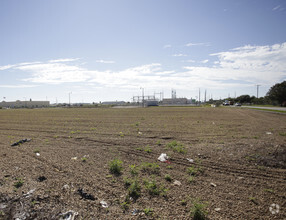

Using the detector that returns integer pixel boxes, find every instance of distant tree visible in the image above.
[235,95,251,104]
[267,81,286,106]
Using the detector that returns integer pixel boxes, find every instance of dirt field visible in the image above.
[0,107,285,219]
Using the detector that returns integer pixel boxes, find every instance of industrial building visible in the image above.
[161,98,188,105]
[0,100,50,108]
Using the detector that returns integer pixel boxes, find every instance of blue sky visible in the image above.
[1,0,286,103]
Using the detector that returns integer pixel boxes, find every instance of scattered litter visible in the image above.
[210,182,217,187]
[38,176,47,182]
[214,208,221,212]
[71,157,77,160]
[36,153,40,156]
[138,131,142,135]
[63,184,70,191]
[11,138,31,147]
[266,132,272,135]
[100,200,108,208]
[158,153,169,162]
[132,209,139,215]
[187,158,194,163]
[59,210,78,220]
[0,203,7,209]
[269,203,280,214]
[238,177,244,180]
[173,180,181,186]
[23,188,36,198]
[78,188,95,201]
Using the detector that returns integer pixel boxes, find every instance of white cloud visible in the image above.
[185,42,210,47]
[96,60,115,64]
[1,42,286,99]
[172,54,187,57]
[183,42,286,87]
[201,59,209,64]
[0,64,15,70]
[49,58,80,63]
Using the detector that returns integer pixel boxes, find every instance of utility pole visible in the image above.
[198,88,201,104]
[204,89,207,103]
[140,87,144,107]
[256,85,261,98]
[69,92,72,106]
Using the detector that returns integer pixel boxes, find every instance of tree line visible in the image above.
[209,81,286,107]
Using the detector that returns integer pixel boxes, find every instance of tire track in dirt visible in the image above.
[117,148,286,183]
[60,135,286,182]
[8,145,124,197]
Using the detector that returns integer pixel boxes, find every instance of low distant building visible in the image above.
[162,98,188,105]
[146,100,159,107]
[0,100,50,108]
[101,101,126,105]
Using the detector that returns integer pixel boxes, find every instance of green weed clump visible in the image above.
[144,179,168,196]
[109,159,123,175]
[81,157,88,162]
[164,174,172,182]
[144,146,152,153]
[187,166,199,176]
[129,164,139,176]
[33,148,40,153]
[141,162,160,174]
[14,178,24,188]
[190,200,208,220]
[143,208,153,216]
[166,140,187,154]
[127,179,141,199]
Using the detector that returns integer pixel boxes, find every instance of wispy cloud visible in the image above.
[181,59,196,63]
[185,42,210,47]
[172,54,187,57]
[0,84,39,88]
[272,5,280,11]
[163,44,172,48]
[96,60,115,64]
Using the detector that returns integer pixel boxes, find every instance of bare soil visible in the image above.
[0,107,285,219]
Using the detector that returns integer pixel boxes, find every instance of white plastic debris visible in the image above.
[100,200,108,208]
[214,208,221,212]
[36,153,40,156]
[71,157,77,160]
[138,131,142,135]
[266,132,272,135]
[269,203,280,214]
[210,182,217,187]
[132,209,139,215]
[187,158,194,163]
[173,180,181,186]
[23,188,36,198]
[62,184,70,191]
[158,153,169,162]
[59,210,78,220]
